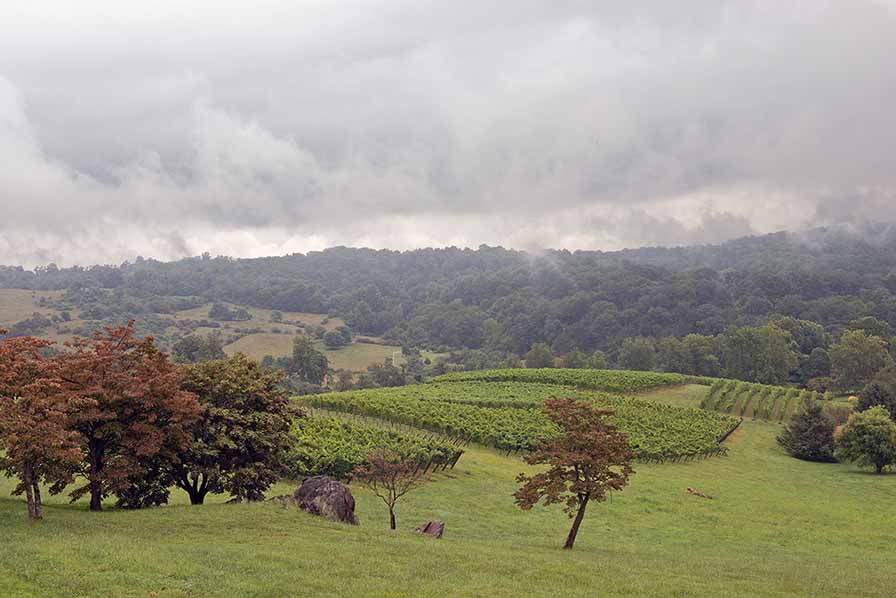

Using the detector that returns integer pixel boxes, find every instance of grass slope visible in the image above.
[0,289,63,327]
[2,413,895,597]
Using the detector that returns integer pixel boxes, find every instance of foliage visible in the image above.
[7,227,896,367]
[834,406,896,474]
[173,354,294,504]
[208,303,251,322]
[515,398,634,549]
[524,343,555,368]
[719,324,798,385]
[619,337,656,371]
[0,313,54,338]
[857,364,896,418]
[323,326,353,348]
[172,332,226,363]
[431,368,688,393]
[0,334,81,519]
[363,359,406,388]
[351,449,426,530]
[777,401,837,462]
[830,330,893,392]
[287,415,462,480]
[56,323,202,511]
[303,379,738,460]
[287,335,329,385]
[702,379,833,423]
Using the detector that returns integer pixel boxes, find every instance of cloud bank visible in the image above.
[1,1,896,266]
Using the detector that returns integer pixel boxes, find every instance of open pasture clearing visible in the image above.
[0,289,65,326]
[173,303,344,330]
[2,416,895,597]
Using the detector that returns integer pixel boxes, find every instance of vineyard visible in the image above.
[431,368,689,393]
[287,415,464,479]
[299,379,739,461]
[700,380,852,424]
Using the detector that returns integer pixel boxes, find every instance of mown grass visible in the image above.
[2,409,895,597]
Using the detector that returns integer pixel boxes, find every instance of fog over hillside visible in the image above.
[2,1,896,266]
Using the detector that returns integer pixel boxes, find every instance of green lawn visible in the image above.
[2,409,895,597]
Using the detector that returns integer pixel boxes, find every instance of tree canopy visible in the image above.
[514,397,634,549]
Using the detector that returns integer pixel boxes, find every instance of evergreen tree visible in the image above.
[777,401,836,462]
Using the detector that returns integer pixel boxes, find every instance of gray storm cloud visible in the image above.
[1,0,896,266]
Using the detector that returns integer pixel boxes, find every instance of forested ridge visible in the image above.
[3,225,896,363]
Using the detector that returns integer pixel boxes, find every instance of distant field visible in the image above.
[223,332,296,359]
[222,330,403,372]
[0,289,65,326]
[174,303,344,331]
[317,341,402,371]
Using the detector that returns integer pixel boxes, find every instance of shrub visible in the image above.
[857,365,896,419]
[835,406,896,474]
[777,401,836,462]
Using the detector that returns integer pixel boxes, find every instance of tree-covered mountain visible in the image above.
[2,225,896,364]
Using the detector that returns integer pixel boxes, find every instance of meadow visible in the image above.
[2,382,894,597]
[0,290,404,372]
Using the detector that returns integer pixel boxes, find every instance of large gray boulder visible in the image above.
[293,476,359,525]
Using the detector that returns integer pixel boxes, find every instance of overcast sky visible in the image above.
[2,1,896,267]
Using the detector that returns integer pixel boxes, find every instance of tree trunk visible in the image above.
[23,463,40,520]
[32,479,43,520]
[177,471,209,505]
[389,508,396,530]
[89,443,103,511]
[563,495,589,550]
[188,487,207,505]
[876,462,884,474]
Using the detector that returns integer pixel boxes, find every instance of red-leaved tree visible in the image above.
[0,333,82,520]
[56,323,202,511]
[514,397,634,550]
[352,449,425,530]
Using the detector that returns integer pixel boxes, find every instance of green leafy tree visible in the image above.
[562,350,591,369]
[857,365,896,419]
[835,406,896,474]
[172,333,226,364]
[830,330,893,392]
[524,343,555,368]
[367,360,406,388]
[619,337,655,371]
[208,303,233,320]
[288,336,329,385]
[655,337,692,374]
[681,334,721,377]
[777,401,836,462]
[848,316,893,341]
[797,347,832,385]
[590,351,608,370]
[720,325,797,384]
[514,398,634,550]
[323,328,352,348]
[173,354,294,504]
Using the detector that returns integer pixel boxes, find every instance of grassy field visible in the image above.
[0,291,402,372]
[0,289,64,326]
[2,384,895,596]
[222,333,402,371]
